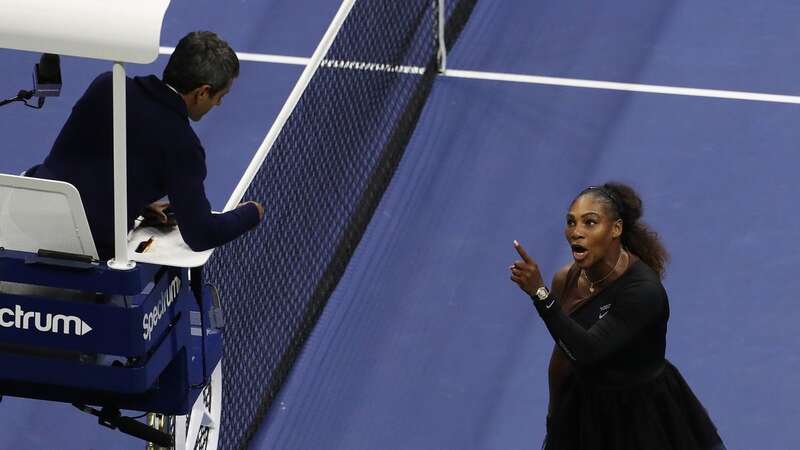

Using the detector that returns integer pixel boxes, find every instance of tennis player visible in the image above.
[509,182,725,450]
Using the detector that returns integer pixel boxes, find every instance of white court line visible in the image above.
[159,46,800,105]
[160,46,310,66]
[442,69,800,104]
[233,51,309,66]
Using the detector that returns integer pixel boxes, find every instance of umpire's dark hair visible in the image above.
[576,182,670,278]
[163,31,239,95]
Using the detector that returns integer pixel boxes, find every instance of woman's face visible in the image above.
[564,194,622,269]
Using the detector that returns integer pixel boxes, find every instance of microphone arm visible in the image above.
[73,404,175,447]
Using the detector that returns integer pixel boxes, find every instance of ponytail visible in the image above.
[582,182,669,278]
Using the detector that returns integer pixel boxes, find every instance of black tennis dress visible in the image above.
[535,260,725,450]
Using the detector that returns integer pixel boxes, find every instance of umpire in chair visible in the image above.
[26,31,264,260]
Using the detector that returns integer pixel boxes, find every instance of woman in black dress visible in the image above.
[509,182,725,450]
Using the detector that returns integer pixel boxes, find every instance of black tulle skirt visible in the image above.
[544,361,724,450]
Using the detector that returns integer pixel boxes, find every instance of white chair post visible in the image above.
[107,62,134,270]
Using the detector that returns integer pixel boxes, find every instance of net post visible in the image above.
[437,0,447,73]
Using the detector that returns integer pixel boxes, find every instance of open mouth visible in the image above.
[571,244,588,260]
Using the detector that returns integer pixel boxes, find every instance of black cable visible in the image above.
[0,96,23,107]
[0,90,43,109]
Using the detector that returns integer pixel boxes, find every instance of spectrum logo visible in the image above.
[142,276,181,341]
[0,304,93,336]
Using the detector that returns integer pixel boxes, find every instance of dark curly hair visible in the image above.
[576,182,669,278]
[163,31,239,95]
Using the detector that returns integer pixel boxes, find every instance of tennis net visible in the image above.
[203,1,478,448]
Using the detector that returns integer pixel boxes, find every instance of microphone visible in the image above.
[33,53,62,98]
[0,53,62,109]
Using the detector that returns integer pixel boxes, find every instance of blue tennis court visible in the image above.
[1,1,798,449]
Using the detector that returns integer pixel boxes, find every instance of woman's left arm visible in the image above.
[533,281,665,365]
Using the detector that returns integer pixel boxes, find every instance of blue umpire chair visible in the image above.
[0,1,225,448]
[0,175,224,449]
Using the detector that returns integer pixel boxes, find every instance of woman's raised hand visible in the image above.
[509,240,545,297]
